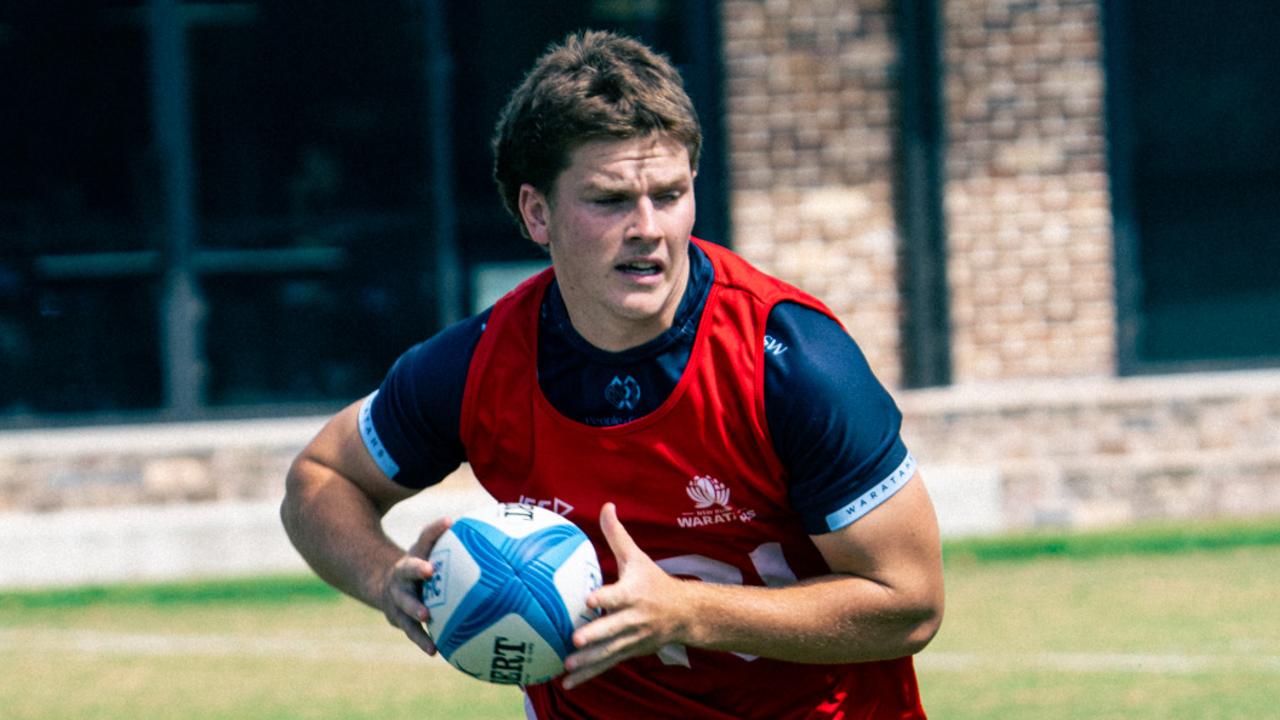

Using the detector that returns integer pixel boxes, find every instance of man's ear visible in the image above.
[518,184,551,248]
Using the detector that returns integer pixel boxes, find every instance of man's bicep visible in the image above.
[809,472,943,597]
[293,400,419,513]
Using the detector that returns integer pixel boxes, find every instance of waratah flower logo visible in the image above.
[686,476,731,509]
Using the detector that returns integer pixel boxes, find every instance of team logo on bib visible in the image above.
[605,375,641,411]
[677,475,757,528]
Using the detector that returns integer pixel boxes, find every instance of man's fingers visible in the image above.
[562,658,613,690]
[572,605,631,648]
[394,610,438,655]
[407,516,453,558]
[379,530,453,659]
[563,631,644,690]
[395,556,434,582]
[391,577,430,623]
[384,554,437,626]
[585,576,631,613]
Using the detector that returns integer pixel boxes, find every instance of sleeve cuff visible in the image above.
[818,453,918,533]
[358,390,401,479]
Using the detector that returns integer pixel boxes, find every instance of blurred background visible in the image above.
[2,0,1279,616]
[1,2,1277,718]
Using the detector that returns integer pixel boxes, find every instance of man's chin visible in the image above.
[613,291,672,319]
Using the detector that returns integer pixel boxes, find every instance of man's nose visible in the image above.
[627,197,662,241]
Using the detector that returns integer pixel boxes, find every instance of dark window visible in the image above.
[1,2,160,416]
[1,1,434,420]
[1,0,726,425]
[186,2,436,406]
[1108,0,1280,371]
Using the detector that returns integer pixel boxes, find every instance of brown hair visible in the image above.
[492,30,703,237]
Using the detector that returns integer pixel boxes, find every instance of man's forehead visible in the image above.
[580,165,692,191]
[566,135,693,183]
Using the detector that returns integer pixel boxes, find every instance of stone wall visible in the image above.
[0,418,492,588]
[0,418,319,514]
[900,369,1280,530]
[4,369,1276,532]
[2,371,1276,587]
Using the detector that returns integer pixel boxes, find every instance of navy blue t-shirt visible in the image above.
[361,243,914,535]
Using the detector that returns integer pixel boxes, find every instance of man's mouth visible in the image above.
[616,260,662,276]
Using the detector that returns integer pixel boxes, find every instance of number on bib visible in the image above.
[653,542,799,666]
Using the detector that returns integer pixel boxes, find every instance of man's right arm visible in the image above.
[281,310,489,653]
[280,400,452,655]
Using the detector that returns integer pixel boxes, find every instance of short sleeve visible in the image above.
[763,302,916,534]
[360,309,489,489]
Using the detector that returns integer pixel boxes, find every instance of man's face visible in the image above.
[519,134,697,352]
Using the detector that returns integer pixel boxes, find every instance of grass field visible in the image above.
[3,517,1278,719]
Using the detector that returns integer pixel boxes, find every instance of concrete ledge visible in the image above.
[900,368,1280,414]
[4,368,1278,586]
[900,369,1280,531]
[0,481,496,590]
[0,415,330,458]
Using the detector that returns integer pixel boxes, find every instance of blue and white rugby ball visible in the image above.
[424,503,602,685]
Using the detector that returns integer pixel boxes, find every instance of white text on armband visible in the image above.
[359,390,401,479]
[823,453,917,532]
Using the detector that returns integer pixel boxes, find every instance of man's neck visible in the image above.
[561,278,690,353]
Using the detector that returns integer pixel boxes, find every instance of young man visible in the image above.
[282,30,944,719]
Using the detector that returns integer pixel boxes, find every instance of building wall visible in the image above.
[943,0,1115,381]
[723,0,905,385]
[900,370,1280,531]
[724,0,1114,384]
[719,0,1280,532]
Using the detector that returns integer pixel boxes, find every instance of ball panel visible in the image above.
[448,613,566,686]
[420,502,602,685]
[513,555,578,658]
[431,519,529,658]
[554,540,603,627]
[424,533,481,644]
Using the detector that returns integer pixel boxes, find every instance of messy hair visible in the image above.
[492,30,703,237]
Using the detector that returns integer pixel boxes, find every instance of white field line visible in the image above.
[4,628,1280,675]
[0,628,430,665]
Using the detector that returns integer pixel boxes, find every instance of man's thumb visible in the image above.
[599,502,641,567]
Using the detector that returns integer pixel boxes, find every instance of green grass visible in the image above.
[0,588,523,720]
[3,516,1278,719]
[942,514,1280,564]
[922,516,1280,719]
[0,574,341,611]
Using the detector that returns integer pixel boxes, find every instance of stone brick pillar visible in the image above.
[723,0,906,385]
[942,0,1115,380]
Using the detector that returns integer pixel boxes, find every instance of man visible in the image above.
[282,30,943,719]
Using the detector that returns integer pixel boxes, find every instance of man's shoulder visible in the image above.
[695,238,833,316]
[394,308,491,377]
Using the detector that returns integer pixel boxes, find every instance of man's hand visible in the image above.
[380,517,453,656]
[562,503,692,689]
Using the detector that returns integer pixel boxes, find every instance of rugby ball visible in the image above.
[423,503,602,685]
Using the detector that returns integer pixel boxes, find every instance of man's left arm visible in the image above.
[563,472,944,689]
